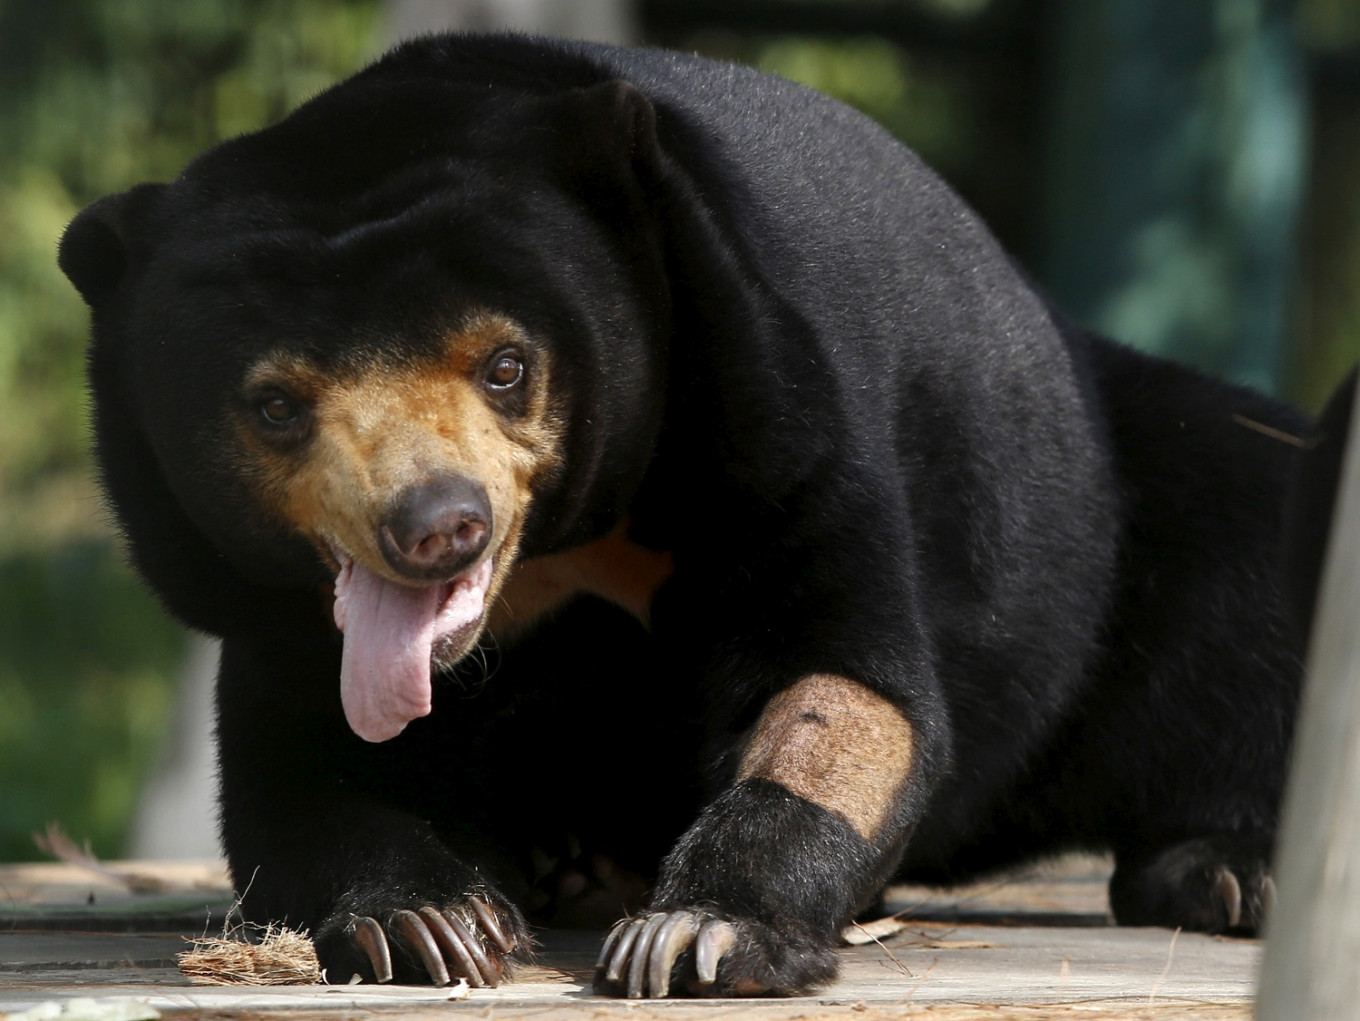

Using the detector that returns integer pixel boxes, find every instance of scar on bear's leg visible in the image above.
[736,674,913,841]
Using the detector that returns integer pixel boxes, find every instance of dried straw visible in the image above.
[177,924,321,986]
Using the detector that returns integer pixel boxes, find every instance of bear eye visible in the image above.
[484,350,525,391]
[259,391,300,424]
[254,386,310,435]
[247,384,312,446]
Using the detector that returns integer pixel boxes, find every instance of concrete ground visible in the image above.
[0,857,1257,1019]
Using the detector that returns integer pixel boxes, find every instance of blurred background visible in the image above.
[0,0,1357,862]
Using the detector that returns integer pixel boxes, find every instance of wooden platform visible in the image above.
[0,857,1258,1019]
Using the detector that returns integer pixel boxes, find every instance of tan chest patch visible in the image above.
[488,524,674,639]
[736,674,915,842]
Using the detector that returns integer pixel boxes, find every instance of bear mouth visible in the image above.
[330,548,494,743]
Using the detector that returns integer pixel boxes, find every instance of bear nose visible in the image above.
[379,475,492,581]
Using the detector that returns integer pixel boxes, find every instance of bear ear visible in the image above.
[58,182,165,307]
[584,78,659,158]
[552,78,661,183]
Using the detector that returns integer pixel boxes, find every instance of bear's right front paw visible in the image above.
[320,895,522,987]
[593,909,837,998]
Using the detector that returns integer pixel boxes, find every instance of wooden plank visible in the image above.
[0,919,1259,1015]
[0,858,1258,1016]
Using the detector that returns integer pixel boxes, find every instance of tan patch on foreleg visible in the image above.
[736,674,914,841]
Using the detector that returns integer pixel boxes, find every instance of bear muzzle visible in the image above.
[378,474,493,582]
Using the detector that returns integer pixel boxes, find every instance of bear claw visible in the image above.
[394,908,449,985]
[353,915,393,983]
[350,896,511,987]
[468,896,516,953]
[1213,866,1242,928]
[595,910,737,998]
[651,911,703,992]
[694,918,737,985]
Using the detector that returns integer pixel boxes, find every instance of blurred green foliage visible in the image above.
[0,544,185,861]
[753,36,972,171]
[0,0,381,860]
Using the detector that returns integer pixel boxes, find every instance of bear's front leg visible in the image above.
[216,635,529,987]
[595,673,919,997]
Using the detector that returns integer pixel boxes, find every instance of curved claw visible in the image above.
[352,915,393,983]
[649,911,702,998]
[443,907,503,986]
[596,918,631,972]
[470,896,516,954]
[597,912,734,998]
[419,906,485,988]
[342,899,518,987]
[604,917,646,985]
[626,912,670,998]
[694,919,737,986]
[1213,866,1243,929]
[393,908,450,986]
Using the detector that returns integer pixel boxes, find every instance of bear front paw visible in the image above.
[593,909,837,998]
[319,894,525,987]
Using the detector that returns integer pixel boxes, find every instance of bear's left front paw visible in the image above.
[592,909,837,998]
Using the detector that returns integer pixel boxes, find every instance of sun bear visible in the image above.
[59,33,1304,998]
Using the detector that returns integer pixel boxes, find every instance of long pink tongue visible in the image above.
[333,560,441,742]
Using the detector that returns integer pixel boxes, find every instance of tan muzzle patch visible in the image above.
[235,313,563,609]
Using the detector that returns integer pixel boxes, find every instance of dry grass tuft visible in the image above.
[177,924,321,985]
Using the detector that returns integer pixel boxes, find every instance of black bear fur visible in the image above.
[60,34,1305,996]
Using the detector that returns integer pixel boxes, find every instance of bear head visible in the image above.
[59,58,671,742]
